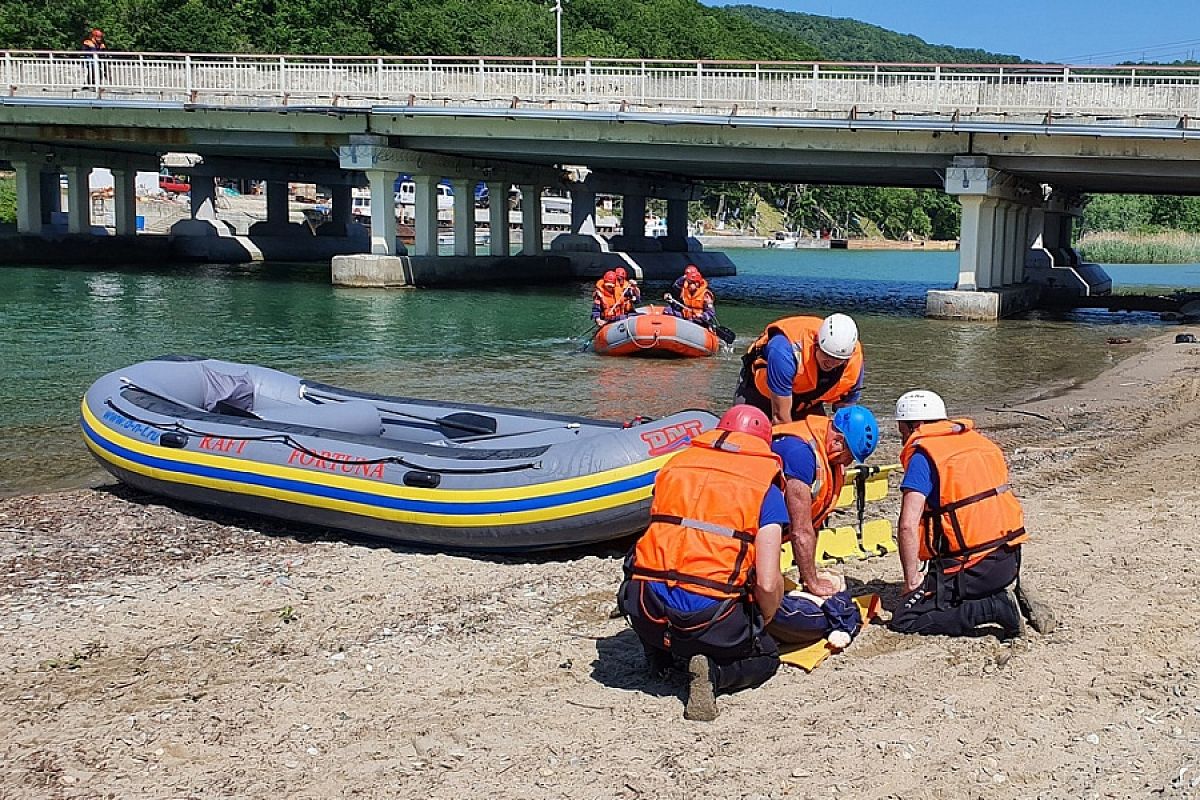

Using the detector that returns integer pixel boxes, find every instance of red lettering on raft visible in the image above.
[640,419,706,457]
[198,436,247,455]
[286,449,385,480]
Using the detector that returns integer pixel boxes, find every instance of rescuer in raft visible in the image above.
[663,265,716,328]
[889,390,1028,639]
[734,313,865,424]
[613,266,641,314]
[591,270,629,326]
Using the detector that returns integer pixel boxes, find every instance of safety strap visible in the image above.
[933,483,1011,514]
[930,527,1027,571]
[649,513,756,543]
[628,565,749,597]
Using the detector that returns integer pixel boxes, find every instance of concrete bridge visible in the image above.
[5,51,1200,316]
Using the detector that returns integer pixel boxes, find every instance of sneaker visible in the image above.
[683,655,718,722]
[997,584,1026,640]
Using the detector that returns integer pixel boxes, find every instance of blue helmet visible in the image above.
[832,405,879,463]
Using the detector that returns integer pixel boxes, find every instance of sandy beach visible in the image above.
[2,330,1199,799]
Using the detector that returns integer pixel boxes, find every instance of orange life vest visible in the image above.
[680,278,712,320]
[615,278,639,314]
[746,316,864,409]
[772,416,844,530]
[628,429,784,600]
[900,419,1028,573]
[593,279,625,321]
[82,37,106,50]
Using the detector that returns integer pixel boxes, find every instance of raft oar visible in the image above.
[302,387,497,435]
[663,297,737,345]
[381,410,497,435]
[578,324,602,352]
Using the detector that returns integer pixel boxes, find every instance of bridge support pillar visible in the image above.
[487,180,511,256]
[12,161,43,234]
[1024,189,1111,298]
[622,194,646,240]
[367,169,399,256]
[190,175,218,222]
[316,184,357,237]
[64,165,91,235]
[266,181,289,225]
[40,170,62,227]
[412,174,439,257]
[570,186,596,235]
[112,168,137,236]
[660,198,690,252]
[930,157,1043,320]
[450,178,475,257]
[520,183,543,255]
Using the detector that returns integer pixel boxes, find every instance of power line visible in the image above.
[1054,36,1200,64]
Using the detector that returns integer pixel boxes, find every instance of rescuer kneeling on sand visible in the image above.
[890,390,1028,639]
[767,406,879,646]
[617,405,787,722]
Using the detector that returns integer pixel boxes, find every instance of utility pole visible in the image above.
[554,0,563,65]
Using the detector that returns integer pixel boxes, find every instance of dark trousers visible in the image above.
[618,579,779,694]
[890,546,1021,636]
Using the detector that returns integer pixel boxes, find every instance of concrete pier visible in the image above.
[929,156,1109,321]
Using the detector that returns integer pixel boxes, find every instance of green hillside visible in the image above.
[0,0,819,60]
[723,5,1022,64]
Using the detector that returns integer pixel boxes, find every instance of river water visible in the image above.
[0,249,1192,497]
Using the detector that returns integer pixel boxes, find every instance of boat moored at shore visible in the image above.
[81,357,718,551]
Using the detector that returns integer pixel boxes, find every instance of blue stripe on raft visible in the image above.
[82,416,655,516]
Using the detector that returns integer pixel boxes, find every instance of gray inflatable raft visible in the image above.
[81,357,717,551]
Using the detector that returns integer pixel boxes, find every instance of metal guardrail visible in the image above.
[5,51,1200,121]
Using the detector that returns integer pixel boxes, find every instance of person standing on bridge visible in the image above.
[734,313,864,424]
[617,405,788,722]
[81,28,107,88]
[663,265,715,327]
[889,390,1027,639]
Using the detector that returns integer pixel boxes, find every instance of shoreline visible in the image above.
[2,330,1200,797]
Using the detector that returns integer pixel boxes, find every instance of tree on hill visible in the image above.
[722,5,1021,64]
[0,0,819,59]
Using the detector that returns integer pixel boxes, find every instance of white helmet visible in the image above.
[895,390,947,422]
[817,313,858,360]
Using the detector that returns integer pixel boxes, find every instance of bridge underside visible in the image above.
[2,101,1193,311]
[5,104,1200,193]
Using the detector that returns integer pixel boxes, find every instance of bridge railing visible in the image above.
[5,51,1200,121]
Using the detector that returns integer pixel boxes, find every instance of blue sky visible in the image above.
[705,0,1200,64]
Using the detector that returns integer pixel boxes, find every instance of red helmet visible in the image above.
[684,265,701,280]
[602,270,617,286]
[716,404,772,444]
[91,28,104,37]
[614,266,627,280]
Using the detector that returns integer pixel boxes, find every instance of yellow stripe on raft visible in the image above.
[84,433,654,527]
[83,401,669,500]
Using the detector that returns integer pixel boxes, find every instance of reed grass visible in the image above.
[1077,230,1200,264]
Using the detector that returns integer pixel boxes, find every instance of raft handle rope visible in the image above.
[103,398,542,475]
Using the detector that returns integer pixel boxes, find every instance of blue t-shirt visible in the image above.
[771,435,817,485]
[764,334,799,397]
[650,484,789,612]
[763,334,865,405]
[900,451,937,499]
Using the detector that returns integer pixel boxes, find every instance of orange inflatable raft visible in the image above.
[593,306,720,358]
